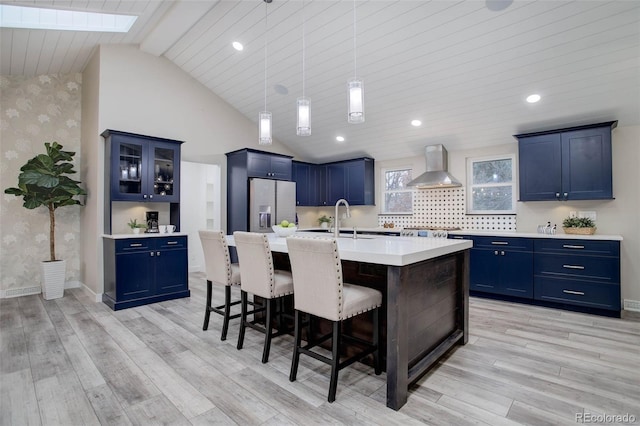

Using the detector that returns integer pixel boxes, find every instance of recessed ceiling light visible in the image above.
[336,136,345,142]
[0,4,137,32]
[232,41,243,51]
[411,120,422,127]
[485,0,514,12]
[526,94,541,103]
[273,84,288,95]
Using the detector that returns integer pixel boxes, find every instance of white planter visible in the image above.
[41,260,66,300]
[133,228,141,234]
[321,222,329,229]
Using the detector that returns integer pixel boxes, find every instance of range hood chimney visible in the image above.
[407,145,462,189]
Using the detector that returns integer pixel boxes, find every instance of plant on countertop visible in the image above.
[318,215,331,225]
[127,218,147,229]
[562,217,596,228]
[4,142,86,261]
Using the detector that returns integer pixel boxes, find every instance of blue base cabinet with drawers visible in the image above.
[533,239,621,312]
[103,236,190,310]
[451,234,621,317]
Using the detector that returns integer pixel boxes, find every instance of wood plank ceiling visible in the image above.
[1,0,639,162]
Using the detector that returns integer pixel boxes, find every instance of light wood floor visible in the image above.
[2,272,639,425]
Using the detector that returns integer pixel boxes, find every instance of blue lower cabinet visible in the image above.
[453,234,621,316]
[534,277,620,311]
[469,244,533,298]
[103,236,190,310]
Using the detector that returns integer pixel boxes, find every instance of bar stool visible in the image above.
[286,236,382,403]
[198,230,242,340]
[233,231,294,363]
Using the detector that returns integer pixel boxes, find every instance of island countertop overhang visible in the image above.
[226,232,472,267]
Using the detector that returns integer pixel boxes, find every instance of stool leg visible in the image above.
[203,280,213,331]
[262,298,274,363]
[373,307,381,375]
[237,290,247,350]
[289,310,302,382]
[221,285,232,341]
[328,321,341,403]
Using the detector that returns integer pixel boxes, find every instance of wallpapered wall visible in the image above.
[0,74,83,297]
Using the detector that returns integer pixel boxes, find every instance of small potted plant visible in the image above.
[128,218,147,234]
[318,215,331,229]
[562,216,596,235]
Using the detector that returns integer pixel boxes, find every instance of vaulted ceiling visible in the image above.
[2,0,639,162]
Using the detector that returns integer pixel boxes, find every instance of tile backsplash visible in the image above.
[378,187,516,231]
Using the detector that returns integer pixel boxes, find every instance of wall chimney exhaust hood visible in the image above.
[407,145,462,189]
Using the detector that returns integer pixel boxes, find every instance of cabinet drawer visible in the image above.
[534,239,619,256]
[116,239,153,253]
[534,253,619,283]
[472,236,533,252]
[156,236,187,250]
[534,277,620,311]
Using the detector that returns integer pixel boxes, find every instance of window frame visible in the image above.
[381,166,414,214]
[466,154,516,215]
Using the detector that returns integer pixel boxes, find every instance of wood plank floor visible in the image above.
[2,272,639,425]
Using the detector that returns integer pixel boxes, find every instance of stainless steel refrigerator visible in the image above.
[249,178,296,232]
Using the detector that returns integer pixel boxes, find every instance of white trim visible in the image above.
[623,299,640,312]
[466,154,516,214]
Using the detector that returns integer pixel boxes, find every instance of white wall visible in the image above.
[81,45,297,294]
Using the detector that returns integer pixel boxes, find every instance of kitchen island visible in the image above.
[227,233,472,410]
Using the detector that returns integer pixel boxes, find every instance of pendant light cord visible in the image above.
[353,0,357,79]
[302,0,306,98]
[264,1,268,112]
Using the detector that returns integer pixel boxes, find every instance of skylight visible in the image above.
[0,4,138,33]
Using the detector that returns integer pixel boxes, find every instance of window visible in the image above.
[467,155,516,214]
[382,167,413,214]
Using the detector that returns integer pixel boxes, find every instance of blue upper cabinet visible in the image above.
[516,121,616,201]
[293,158,374,206]
[103,130,183,203]
[246,150,292,180]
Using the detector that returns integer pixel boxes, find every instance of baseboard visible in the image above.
[1,285,42,298]
[1,280,97,300]
[80,282,103,303]
[623,299,640,312]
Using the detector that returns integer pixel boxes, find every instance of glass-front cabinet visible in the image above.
[103,130,183,203]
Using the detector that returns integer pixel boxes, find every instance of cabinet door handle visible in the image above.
[563,289,585,296]
[501,251,505,256]
[562,245,585,249]
[451,236,464,239]
[130,243,143,247]
[563,264,585,270]
[166,241,178,245]
[491,241,509,245]
[494,250,499,255]
[150,252,154,256]
[157,251,161,256]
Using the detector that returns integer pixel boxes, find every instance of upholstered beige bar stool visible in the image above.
[233,231,294,363]
[198,230,242,340]
[286,236,382,403]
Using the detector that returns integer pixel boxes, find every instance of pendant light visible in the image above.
[296,0,311,136]
[348,0,364,124]
[259,0,272,145]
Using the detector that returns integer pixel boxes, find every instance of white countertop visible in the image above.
[448,230,623,241]
[300,227,401,233]
[226,232,472,267]
[103,232,188,239]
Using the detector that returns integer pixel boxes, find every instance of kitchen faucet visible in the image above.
[334,198,351,238]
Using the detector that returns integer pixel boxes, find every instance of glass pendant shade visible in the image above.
[258,111,272,145]
[348,78,364,123]
[296,97,311,136]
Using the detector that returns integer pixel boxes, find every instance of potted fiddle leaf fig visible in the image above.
[4,142,86,300]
